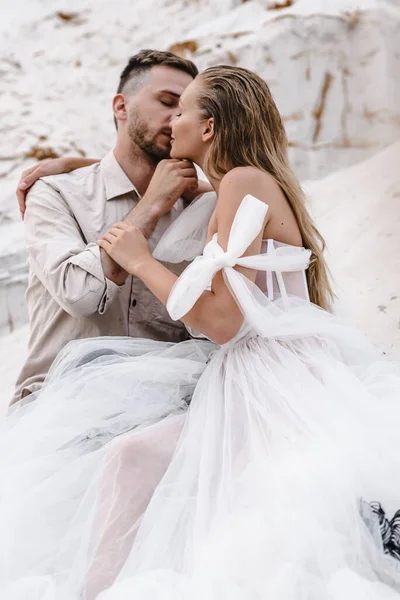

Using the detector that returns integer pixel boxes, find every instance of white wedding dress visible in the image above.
[1,194,400,600]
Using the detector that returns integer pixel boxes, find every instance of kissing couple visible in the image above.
[3,49,400,599]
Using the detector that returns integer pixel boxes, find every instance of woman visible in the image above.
[2,66,400,600]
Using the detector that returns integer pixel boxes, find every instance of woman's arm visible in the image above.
[99,168,272,344]
[17,157,100,218]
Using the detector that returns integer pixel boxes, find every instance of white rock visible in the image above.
[306,141,400,359]
[187,0,400,179]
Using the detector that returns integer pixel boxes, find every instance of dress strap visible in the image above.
[266,239,274,301]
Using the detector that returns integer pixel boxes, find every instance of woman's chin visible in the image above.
[170,146,181,159]
[170,144,190,161]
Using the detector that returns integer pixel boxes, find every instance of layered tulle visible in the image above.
[1,194,400,599]
[94,325,400,600]
[0,336,214,599]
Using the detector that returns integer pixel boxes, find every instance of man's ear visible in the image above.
[113,94,128,123]
[202,117,214,143]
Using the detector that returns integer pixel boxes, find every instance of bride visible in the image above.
[2,65,400,600]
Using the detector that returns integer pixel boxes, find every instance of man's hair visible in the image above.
[117,49,198,95]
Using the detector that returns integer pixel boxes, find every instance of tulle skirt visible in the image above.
[2,320,400,600]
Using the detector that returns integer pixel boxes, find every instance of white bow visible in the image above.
[167,194,311,321]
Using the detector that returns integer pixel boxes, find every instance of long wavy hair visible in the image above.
[197,65,334,311]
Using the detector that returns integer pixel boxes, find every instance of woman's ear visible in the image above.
[113,94,128,123]
[202,117,214,143]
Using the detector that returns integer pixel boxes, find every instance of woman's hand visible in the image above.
[98,222,153,276]
[17,157,100,219]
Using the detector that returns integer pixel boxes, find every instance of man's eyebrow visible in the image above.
[158,90,180,99]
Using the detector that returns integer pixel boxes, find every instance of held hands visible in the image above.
[98,222,152,277]
[97,160,208,282]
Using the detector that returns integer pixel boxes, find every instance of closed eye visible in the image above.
[161,101,175,108]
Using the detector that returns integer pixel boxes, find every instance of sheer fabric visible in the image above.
[1,195,400,600]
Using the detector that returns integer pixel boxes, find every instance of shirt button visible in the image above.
[131,298,137,307]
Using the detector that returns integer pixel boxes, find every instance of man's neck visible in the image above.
[113,141,157,197]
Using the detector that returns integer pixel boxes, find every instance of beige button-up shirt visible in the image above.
[13,151,190,403]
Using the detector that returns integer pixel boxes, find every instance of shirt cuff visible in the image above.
[69,243,123,314]
[98,277,121,315]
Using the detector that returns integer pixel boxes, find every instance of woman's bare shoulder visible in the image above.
[220,167,302,246]
[220,166,279,200]
[219,167,286,216]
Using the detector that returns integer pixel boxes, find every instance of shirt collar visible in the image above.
[100,150,140,201]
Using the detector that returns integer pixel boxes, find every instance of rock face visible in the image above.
[0,222,28,335]
[188,0,400,179]
[0,0,399,391]
[306,141,400,360]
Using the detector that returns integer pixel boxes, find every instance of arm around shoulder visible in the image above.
[24,180,120,318]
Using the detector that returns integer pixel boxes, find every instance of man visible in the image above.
[12,49,213,404]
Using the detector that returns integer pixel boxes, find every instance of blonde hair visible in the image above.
[197,65,334,311]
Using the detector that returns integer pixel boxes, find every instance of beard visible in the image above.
[128,109,171,162]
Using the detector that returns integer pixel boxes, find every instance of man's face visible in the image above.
[122,66,194,161]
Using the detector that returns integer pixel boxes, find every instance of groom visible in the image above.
[12,49,213,404]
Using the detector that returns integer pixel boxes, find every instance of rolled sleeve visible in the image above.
[68,243,121,315]
[25,180,121,318]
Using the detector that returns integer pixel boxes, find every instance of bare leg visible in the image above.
[85,415,184,600]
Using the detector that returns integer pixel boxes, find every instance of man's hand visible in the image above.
[17,157,100,219]
[181,179,214,205]
[124,159,198,232]
[144,158,199,215]
[102,159,199,285]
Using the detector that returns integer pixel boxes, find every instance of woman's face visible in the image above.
[170,78,211,166]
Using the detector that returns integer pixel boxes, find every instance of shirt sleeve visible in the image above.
[24,179,121,318]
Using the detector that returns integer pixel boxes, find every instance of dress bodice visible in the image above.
[166,195,313,342]
[257,239,310,303]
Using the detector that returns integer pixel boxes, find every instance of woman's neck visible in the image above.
[196,159,221,194]
[208,174,221,194]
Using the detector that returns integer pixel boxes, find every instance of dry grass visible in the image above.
[168,40,197,57]
[267,0,294,11]
[312,72,334,143]
[25,146,60,161]
[342,9,362,30]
